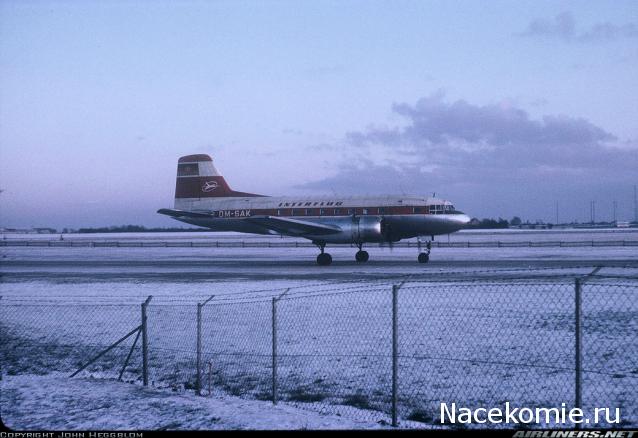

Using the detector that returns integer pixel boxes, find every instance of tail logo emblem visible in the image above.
[202,181,219,192]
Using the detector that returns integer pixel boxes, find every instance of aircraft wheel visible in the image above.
[355,250,369,262]
[418,253,430,263]
[317,253,333,266]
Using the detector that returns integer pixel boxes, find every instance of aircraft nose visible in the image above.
[452,214,471,228]
[458,214,471,225]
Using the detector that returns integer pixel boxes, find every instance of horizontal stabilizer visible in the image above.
[247,216,341,236]
[157,208,213,219]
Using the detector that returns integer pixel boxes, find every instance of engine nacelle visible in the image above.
[318,216,384,244]
[356,216,383,242]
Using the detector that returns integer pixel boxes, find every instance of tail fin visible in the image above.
[175,154,263,199]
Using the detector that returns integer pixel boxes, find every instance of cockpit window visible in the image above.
[427,204,456,214]
[429,205,444,214]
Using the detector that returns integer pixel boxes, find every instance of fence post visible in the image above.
[0,296,2,381]
[141,295,152,386]
[196,302,202,395]
[573,267,601,429]
[271,289,290,405]
[392,283,399,427]
[574,278,582,429]
[272,297,278,405]
[196,295,215,396]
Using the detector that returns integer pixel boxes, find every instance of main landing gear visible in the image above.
[315,242,332,266]
[417,238,431,264]
[355,243,369,263]
[313,240,430,265]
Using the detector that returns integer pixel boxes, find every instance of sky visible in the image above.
[0,0,637,229]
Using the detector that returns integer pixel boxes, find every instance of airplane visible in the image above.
[158,154,471,265]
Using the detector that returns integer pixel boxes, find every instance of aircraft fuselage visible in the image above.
[173,195,470,243]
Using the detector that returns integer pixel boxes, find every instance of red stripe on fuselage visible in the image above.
[208,205,432,218]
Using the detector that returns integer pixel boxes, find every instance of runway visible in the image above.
[2,244,637,282]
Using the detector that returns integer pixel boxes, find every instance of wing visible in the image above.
[157,208,213,219]
[247,215,341,236]
[158,209,341,236]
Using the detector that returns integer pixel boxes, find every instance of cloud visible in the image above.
[518,12,638,43]
[297,93,638,219]
[343,92,628,173]
[519,12,576,40]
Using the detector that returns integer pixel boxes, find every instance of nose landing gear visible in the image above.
[417,238,431,263]
[314,242,332,266]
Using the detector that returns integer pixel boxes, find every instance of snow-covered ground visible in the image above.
[2,281,636,428]
[2,374,383,430]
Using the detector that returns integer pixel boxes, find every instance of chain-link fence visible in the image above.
[1,274,637,428]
